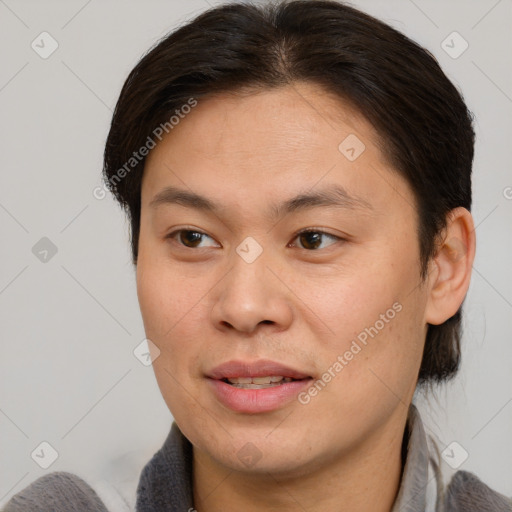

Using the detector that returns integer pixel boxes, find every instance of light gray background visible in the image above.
[1,0,511,506]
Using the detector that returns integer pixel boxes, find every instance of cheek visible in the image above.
[135,254,203,382]
[311,255,426,403]
[136,245,210,340]
[136,257,210,421]
[329,308,424,424]
[312,268,400,343]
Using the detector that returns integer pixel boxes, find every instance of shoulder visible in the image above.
[2,471,109,512]
[443,470,512,512]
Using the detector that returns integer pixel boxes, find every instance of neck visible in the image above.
[192,408,408,512]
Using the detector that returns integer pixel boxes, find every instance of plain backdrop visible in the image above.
[1,0,511,506]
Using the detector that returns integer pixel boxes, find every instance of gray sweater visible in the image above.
[3,405,511,511]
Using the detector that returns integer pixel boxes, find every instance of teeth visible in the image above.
[252,376,275,384]
[226,376,294,388]
[229,377,252,384]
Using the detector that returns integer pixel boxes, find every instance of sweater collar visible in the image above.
[136,421,194,511]
[391,403,431,512]
[136,404,430,512]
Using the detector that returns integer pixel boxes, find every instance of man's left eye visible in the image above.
[289,230,340,250]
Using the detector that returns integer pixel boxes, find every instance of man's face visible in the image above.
[137,83,429,476]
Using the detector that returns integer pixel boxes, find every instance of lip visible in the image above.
[208,359,311,380]
[207,359,313,414]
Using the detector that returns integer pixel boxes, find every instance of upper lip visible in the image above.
[208,360,311,380]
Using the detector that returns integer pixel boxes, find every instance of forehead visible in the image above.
[141,83,412,217]
[147,83,380,161]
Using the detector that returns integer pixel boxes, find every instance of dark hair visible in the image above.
[103,0,475,386]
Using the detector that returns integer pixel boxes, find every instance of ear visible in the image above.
[425,207,476,325]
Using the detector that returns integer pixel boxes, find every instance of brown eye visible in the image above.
[167,229,219,248]
[179,230,203,247]
[292,230,340,250]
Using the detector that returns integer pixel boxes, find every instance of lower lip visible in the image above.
[208,378,312,413]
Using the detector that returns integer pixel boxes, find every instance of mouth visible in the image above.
[221,376,301,389]
[208,359,312,384]
[206,360,313,413]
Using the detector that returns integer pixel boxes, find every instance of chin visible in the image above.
[197,419,325,475]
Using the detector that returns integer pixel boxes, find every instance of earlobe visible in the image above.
[425,207,476,325]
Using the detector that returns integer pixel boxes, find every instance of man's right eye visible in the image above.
[166,229,220,248]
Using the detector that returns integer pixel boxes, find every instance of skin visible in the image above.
[136,82,475,512]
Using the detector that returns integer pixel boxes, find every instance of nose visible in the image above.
[211,250,294,335]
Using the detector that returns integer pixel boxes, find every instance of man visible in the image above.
[5,1,511,510]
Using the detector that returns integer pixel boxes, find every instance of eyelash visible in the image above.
[165,228,343,251]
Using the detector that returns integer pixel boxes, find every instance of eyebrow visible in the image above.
[149,184,373,219]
